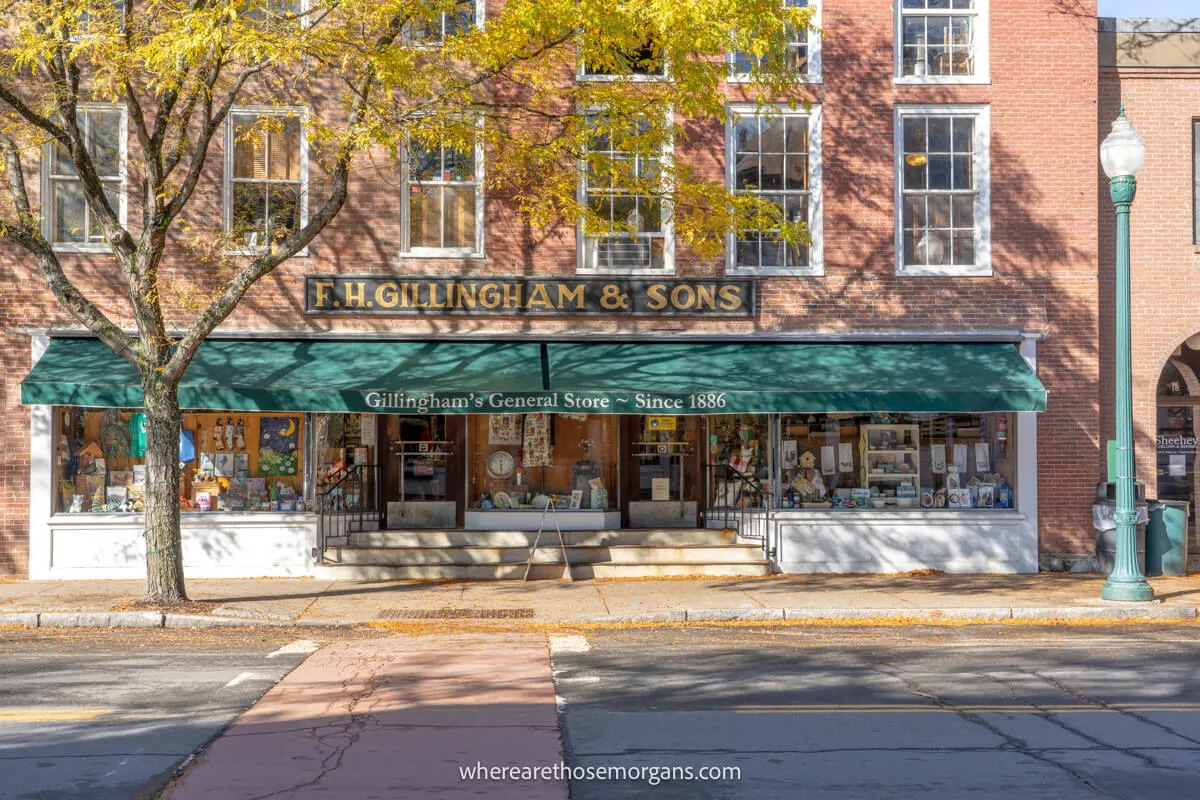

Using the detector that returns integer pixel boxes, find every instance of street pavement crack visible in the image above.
[1030,669,1200,749]
[871,660,1125,799]
[242,658,385,800]
[981,671,1162,769]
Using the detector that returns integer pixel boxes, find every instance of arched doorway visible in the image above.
[1155,339,1200,550]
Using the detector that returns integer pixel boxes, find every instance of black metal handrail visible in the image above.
[700,462,777,561]
[314,463,383,561]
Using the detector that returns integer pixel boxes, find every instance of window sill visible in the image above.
[726,265,824,278]
[51,244,116,255]
[578,73,670,83]
[727,75,822,86]
[576,267,676,277]
[896,264,993,278]
[398,249,487,259]
[223,247,310,259]
[894,76,992,86]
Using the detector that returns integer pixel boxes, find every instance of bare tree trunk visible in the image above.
[142,376,187,603]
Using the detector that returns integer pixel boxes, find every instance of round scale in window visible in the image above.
[487,451,516,479]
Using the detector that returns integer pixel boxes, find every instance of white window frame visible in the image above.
[728,0,822,85]
[41,103,128,254]
[576,110,675,276]
[577,30,669,82]
[725,103,823,277]
[399,117,486,258]
[894,0,989,85]
[894,104,991,277]
[402,0,486,46]
[222,106,309,257]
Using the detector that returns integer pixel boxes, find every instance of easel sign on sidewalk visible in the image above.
[523,499,573,582]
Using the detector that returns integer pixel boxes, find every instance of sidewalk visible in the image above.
[2,573,1199,628]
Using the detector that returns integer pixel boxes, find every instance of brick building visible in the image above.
[1099,17,1200,567]
[1,1,1104,579]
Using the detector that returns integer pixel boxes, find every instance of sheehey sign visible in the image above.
[305,276,756,317]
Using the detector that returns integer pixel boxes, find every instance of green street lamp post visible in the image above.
[1099,108,1153,602]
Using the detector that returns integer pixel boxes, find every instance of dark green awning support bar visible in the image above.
[21,338,1046,414]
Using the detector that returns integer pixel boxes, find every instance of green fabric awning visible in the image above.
[544,342,1045,413]
[21,338,1045,414]
[20,338,545,412]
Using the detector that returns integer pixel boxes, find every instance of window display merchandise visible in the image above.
[54,407,306,513]
[470,413,616,511]
[777,412,1015,510]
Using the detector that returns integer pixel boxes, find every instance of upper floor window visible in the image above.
[580,32,666,79]
[730,0,821,83]
[895,105,990,276]
[224,110,307,252]
[1193,120,1199,245]
[402,0,483,45]
[402,125,484,256]
[897,0,988,83]
[579,115,672,274]
[726,105,823,275]
[42,105,126,250]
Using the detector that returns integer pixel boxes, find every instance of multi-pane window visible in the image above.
[896,107,990,274]
[728,109,821,273]
[226,111,305,250]
[402,0,480,44]
[1193,120,1199,244]
[581,34,665,78]
[44,106,125,247]
[581,117,669,273]
[730,0,816,80]
[899,0,982,79]
[404,130,482,254]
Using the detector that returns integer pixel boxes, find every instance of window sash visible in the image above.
[226,112,305,249]
[402,2,478,44]
[403,135,483,252]
[730,0,810,77]
[900,4,978,77]
[895,109,987,273]
[45,107,125,245]
[1193,120,1200,245]
[730,113,812,271]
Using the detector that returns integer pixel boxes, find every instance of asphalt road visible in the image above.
[550,625,1200,800]
[0,628,319,800]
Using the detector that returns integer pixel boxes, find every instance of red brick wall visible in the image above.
[1099,66,1200,510]
[0,0,1103,574]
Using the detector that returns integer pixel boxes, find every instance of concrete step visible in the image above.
[325,544,766,566]
[313,560,773,581]
[346,528,735,548]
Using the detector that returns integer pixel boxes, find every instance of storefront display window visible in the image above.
[469,413,617,510]
[777,412,1015,510]
[707,414,772,509]
[54,407,307,513]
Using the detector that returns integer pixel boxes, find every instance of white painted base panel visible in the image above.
[772,510,1036,574]
[34,513,318,580]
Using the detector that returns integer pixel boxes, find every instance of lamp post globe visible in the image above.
[1100,107,1153,603]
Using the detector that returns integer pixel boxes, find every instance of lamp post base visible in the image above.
[1101,578,1154,602]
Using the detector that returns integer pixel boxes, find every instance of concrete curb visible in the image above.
[39,611,165,628]
[4,606,1199,628]
[165,614,294,629]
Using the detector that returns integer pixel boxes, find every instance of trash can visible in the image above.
[1092,500,1148,575]
[1146,500,1190,577]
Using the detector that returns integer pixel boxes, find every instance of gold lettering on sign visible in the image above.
[646,284,668,311]
[696,284,717,311]
[375,282,399,308]
[458,283,477,309]
[557,284,585,310]
[527,283,553,310]
[313,280,335,309]
[719,285,743,311]
[670,284,696,310]
[479,283,501,309]
[427,282,447,308]
[503,283,522,309]
[345,281,368,308]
